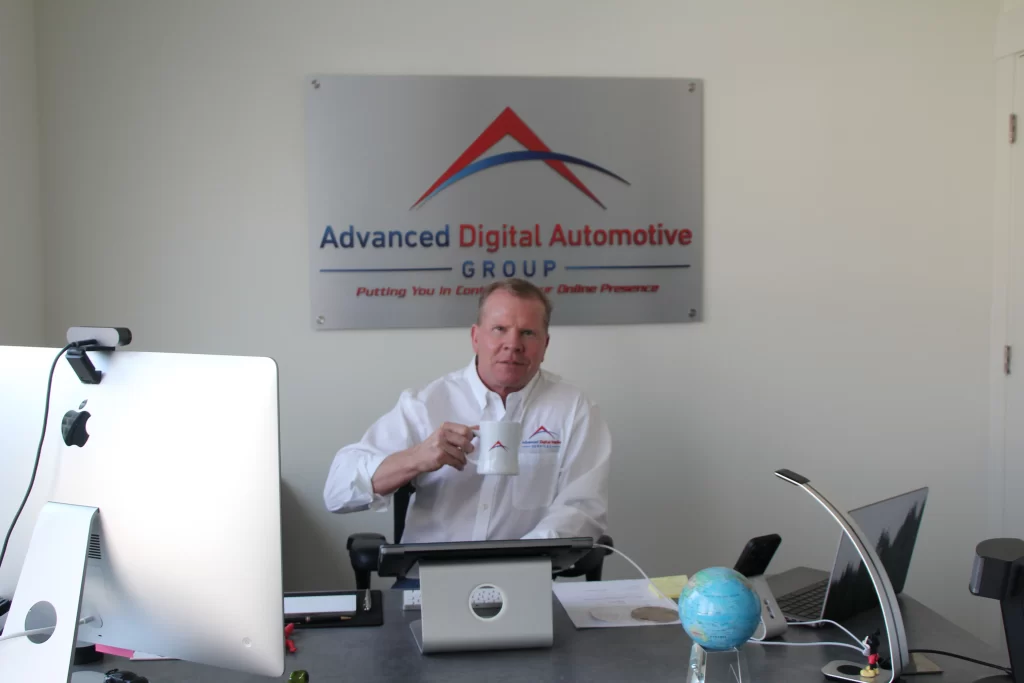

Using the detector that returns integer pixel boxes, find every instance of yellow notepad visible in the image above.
[648,575,689,600]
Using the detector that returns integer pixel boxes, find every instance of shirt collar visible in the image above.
[464,357,544,409]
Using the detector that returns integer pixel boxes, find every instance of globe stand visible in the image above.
[689,643,754,683]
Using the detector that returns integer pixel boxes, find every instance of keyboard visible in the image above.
[402,587,504,611]
[777,579,828,620]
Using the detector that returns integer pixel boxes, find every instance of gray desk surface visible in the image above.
[73,569,1010,683]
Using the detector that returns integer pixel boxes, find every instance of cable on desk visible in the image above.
[908,649,1010,674]
[751,639,867,654]
[0,625,63,643]
[594,543,674,604]
[0,615,95,643]
[786,619,864,648]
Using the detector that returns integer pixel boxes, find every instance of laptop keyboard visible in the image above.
[777,579,828,621]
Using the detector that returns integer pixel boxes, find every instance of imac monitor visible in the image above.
[0,347,285,677]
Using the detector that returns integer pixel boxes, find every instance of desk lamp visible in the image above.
[774,469,936,682]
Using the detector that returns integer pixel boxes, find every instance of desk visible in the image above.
[73,570,1009,683]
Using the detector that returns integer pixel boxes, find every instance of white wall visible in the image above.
[34,0,1003,641]
[0,0,42,345]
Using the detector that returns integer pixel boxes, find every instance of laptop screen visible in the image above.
[821,487,928,622]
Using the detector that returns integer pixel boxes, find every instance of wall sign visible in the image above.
[306,74,703,329]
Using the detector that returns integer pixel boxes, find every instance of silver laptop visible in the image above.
[773,486,928,623]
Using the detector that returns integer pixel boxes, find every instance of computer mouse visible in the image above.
[104,670,149,683]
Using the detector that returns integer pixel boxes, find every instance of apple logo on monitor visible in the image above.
[61,400,91,448]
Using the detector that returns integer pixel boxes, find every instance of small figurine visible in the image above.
[284,623,297,654]
[860,630,881,678]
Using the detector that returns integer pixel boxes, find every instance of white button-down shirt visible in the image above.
[324,359,611,542]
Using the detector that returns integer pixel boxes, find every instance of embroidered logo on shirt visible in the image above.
[521,425,562,450]
[489,441,508,452]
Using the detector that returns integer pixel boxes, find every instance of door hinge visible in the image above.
[1006,345,1013,375]
[1012,114,1018,144]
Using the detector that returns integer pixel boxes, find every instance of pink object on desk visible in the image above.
[94,644,134,658]
[93,644,174,661]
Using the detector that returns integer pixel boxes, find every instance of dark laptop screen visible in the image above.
[822,487,928,622]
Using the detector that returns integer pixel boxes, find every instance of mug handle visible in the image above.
[465,428,481,467]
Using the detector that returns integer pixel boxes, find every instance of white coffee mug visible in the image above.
[469,421,521,475]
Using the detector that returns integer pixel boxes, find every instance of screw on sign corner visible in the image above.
[688,82,696,93]
[316,316,325,325]
[312,80,320,89]
[689,309,697,318]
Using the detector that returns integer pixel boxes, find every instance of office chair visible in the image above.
[346,483,614,590]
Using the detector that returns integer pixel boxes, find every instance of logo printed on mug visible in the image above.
[470,421,522,475]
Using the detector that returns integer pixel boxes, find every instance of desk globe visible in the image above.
[680,567,761,683]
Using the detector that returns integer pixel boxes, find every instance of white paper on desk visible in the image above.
[553,579,680,629]
[131,652,175,660]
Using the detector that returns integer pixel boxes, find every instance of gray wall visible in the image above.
[31,0,1003,644]
[0,0,42,346]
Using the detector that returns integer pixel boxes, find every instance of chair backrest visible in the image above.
[393,483,415,543]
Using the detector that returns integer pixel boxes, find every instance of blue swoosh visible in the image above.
[416,150,630,206]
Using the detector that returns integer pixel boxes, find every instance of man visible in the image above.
[323,278,610,543]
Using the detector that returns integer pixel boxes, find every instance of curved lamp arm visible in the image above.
[775,469,908,682]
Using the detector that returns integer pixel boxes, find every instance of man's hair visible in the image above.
[477,278,554,331]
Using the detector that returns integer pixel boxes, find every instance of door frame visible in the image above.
[989,7,1024,540]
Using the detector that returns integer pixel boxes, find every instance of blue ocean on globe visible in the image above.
[678,567,761,652]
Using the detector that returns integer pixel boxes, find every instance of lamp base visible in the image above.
[823,654,941,682]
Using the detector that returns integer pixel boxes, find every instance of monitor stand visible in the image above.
[409,556,553,654]
[0,502,98,682]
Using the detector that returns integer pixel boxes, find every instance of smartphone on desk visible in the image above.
[734,534,781,578]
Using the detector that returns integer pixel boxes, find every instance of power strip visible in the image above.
[402,587,504,611]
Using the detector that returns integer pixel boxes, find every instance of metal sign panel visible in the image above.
[306,74,703,329]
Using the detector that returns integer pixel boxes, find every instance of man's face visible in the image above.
[471,290,549,395]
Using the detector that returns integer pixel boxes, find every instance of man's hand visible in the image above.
[371,422,478,496]
[407,422,478,473]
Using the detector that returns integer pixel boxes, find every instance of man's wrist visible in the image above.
[371,448,422,495]
[399,448,425,476]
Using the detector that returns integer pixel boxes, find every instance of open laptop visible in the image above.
[772,486,928,623]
